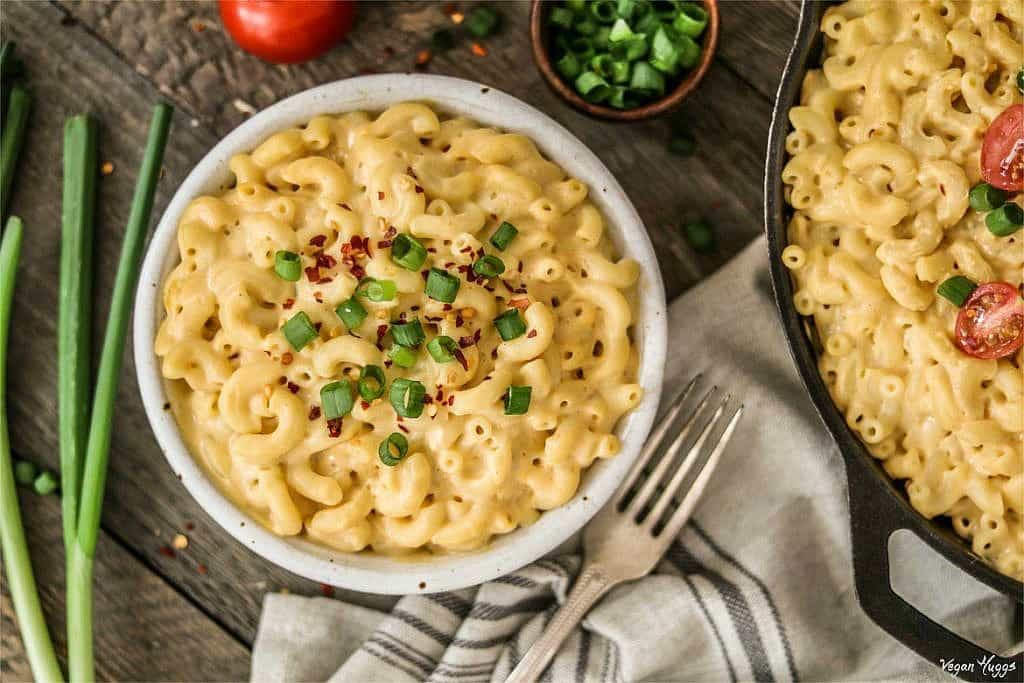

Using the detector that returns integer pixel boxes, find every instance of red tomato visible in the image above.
[219,0,356,65]
[954,282,1024,359]
[981,104,1024,192]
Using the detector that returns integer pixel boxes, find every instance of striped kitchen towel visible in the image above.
[252,238,1021,682]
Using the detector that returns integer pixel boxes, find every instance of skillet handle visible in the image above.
[846,461,1022,682]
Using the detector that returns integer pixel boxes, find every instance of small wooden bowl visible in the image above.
[530,0,719,121]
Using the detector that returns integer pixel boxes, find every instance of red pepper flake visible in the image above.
[422,394,433,404]
[458,335,475,348]
[454,348,469,370]
[476,248,485,259]
[466,271,478,284]
[448,395,455,406]
[385,226,397,238]
[351,235,363,250]
[314,322,322,332]
[517,261,524,273]
[308,405,321,420]
[340,203,352,211]
[340,243,353,256]
[283,298,295,310]
[415,50,432,67]
[426,247,437,253]
[378,191,385,201]
[377,239,393,249]
[360,400,371,410]
[411,305,420,312]
[471,42,488,57]
[158,545,176,559]
[317,253,337,269]
[350,264,366,280]
[407,166,418,179]
[327,418,343,438]
[491,348,498,359]
[305,266,321,282]
[473,328,482,343]
[309,234,327,247]
[278,376,288,385]
[384,359,393,368]
[484,285,495,293]
[421,270,430,281]
[314,292,324,303]
[442,303,453,311]
[435,388,444,401]
[287,382,301,394]
[509,298,530,310]
[426,315,442,323]
[320,583,336,597]
[456,264,469,273]
[527,329,538,338]
[197,564,208,575]
[415,185,424,194]
[377,324,389,338]
[459,246,473,254]
[398,424,410,433]
[319,276,333,285]
[282,352,294,365]
[455,314,464,327]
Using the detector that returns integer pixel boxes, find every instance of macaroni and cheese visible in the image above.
[782,1,1023,580]
[156,103,643,554]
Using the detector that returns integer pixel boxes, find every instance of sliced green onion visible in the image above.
[358,277,397,302]
[557,52,582,79]
[14,460,36,486]
[591,54,616,79]
[590,0,618,23]
[650,26,681,74]
[610,59,631,84]
[473,254,506,278]
[630,61,666,96]
[937,276,977,307]
[634,9,660,35]
[336,297,367,330]
[969,182,1006,212]
[390,378,426,418]
[425,268,461,303]
[684,221,715,253]
[593,26,612,50]
[609,17,635,41]
[676,33,701,68]
[674,2,708,37]
[391,233,428,271]
[568,36,596,61]
[1,85,30,222]
[566,0,586,10]
[390,318,425,347]
[576,71,612,102]
[32,470,58,496]
[610,34,648,61]
[652,0,680,18]
[616,0,638,20]
[358,365,386,401]
[607,86,637,109]
[986,203,1023,237]
[550,6,575,30]
[432,29,456,51]
[389,344,418,368]
[378,432,409,466]
[669,131,697,156]
[466,5,501,37]
[490,221,518,250]
[274,250,301,281]
[494,308,527,341]
[282,311,318,350]
[504,386,532,415]
[427,335,458,363]
[320,380,355,419]
[575,16,599,36]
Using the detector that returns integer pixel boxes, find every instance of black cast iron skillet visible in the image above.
[763,2,1023,681]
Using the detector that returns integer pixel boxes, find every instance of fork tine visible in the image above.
[614,375,701,506]
[624,386,718,516]
[656,405,743,541]
[640,397,729,530]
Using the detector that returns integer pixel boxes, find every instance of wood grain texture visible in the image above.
[1,0,798,677]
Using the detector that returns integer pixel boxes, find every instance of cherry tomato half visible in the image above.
[219,0,356,65]
[954,282,1024,359]
[981,104,1024,192]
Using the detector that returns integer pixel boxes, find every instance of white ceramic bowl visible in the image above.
[134,75,667,594]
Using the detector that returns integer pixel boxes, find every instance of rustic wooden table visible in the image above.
[0,1,798,679]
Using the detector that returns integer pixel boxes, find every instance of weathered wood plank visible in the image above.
[717,1,801,102]
[1,488,250,682]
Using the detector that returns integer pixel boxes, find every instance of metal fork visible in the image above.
[506,376,743,683]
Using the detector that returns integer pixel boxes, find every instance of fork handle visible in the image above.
[505,564,613,683]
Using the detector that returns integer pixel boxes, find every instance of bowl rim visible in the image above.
[133,74,667,594]
[529,0,720,121]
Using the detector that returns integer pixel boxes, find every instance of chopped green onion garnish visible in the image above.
[608,17,635,41]
[575,16,599,36]
[274,250,302,281]
[630,61,665,96]
[568,36,596,60]
[969,182,1007,212]
[389,344,418,368]
[466,5,502,37]
[634,9,660,36]
[358,277,398,302]
[358,364,386,401]
[557,52,582,79]
[675,33,701,68]
[589,0,618,23]
[426,335,458,363]
[504,386,532,415]
[566,0,586,11]
[282,311,318,350]
[378,432,409,466]
[494,308,527,341]
[473,254,506,278]
[591,54,616,79]
[683,221,715,253]
[650,26,680,74]
[336,297,367,330]
[320,380,355,419]
[576,71,612,102]
[425,268,461,303]
[937,276,977,307]
[390,318,425,347]
[986,203,1023,237]
[607,86,636,109]
[673,2,708,37]
[610,59,631,83]
[593,26,612,50]
[490,221,518,251]
[13,460,37,486]
[33,470,58,496]
[390,377,426,418]
[391,233,428,271]
[550,6,575,30]
[609,34,648,61]
[616,0,638,20]
[432,29,455,52]
[652,0,680,19]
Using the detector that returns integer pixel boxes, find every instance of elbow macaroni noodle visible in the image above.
[782,1,1023,580]
[157,104,643,554]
